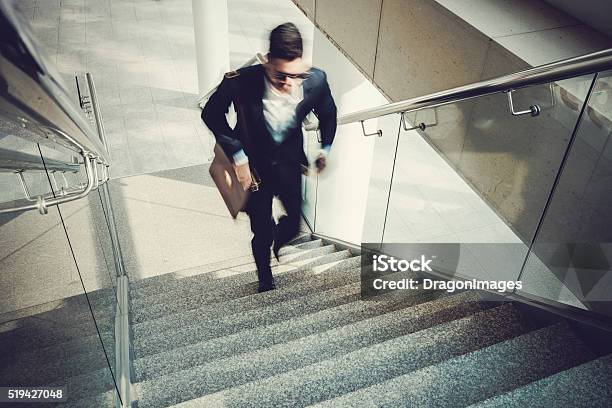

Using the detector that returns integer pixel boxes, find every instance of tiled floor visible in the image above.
[6,0,313,296]
[21,0,311,179]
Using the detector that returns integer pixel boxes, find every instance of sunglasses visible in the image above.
[271,69,310,81]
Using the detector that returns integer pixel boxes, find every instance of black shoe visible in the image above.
[257,278,276,293]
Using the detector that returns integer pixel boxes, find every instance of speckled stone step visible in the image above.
[129,235,315,295]
[131,250,354,324]
[278,238,325,255]
[469,353,612,408]
[134,291,500,408]
[133,284,449,381]
[133,281,357,359]
[288,233,314,244]
[132,255,361,336]
[312,322,593,408]
[130,244,339,311]
[132,257,361,357]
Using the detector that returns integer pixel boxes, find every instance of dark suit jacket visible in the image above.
[201,64,337,174]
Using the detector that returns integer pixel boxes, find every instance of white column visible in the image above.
[192,0,230,100]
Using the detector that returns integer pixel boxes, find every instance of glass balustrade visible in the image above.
[302,118,320,229]
[304,71,612,317]
[519,70,612,318]
[0,137,120,405]
[382,75,595,285]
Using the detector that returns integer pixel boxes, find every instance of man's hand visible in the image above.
[233,163,252,190]
[315,153,327,173]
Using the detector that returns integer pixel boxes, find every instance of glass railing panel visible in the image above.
[361,113,403,245]
[382,74,595,285]
[519,70,612,316]
[0,139,119,405]
[302,120,320,229]
[0,136,52,208]
[38,142,120,392]
[310,112,402,245]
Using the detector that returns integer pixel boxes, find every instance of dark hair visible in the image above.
[269,22,303,60]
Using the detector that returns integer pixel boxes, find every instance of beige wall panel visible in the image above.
[374,0,491,101]
[479,41,530,80]
[406,42,526,168]
[456,73,593,242]
[294,0,315,18]
[315,0,383,78]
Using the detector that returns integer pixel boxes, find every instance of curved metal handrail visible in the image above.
[0,153,97,215]
[0,148,79,173]
[0,75,111,215]
[38,153,96,213]
[304,48,612,131]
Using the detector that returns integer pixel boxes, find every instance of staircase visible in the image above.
[127,235,612,407]
[2,235,612,407]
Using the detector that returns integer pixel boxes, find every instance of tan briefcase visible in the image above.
[209,144,247,219]
[209,143,261,218]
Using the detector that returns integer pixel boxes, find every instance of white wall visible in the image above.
[310,29,387,244]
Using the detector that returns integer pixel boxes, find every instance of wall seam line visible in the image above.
[372,0,384,81]
[492,22,585,39]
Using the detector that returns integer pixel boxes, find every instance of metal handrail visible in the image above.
[0,77,112,215]
[0,153,97,215]
[85,72,127,277]
[85,73,131,407]
[0,2,109,164]
[0,148,79,173]
[304,48,612,131]
[198,53,267,107]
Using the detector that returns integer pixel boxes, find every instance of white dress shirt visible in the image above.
[233,76,329,165]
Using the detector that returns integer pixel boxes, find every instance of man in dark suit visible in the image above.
[202,22,337,292]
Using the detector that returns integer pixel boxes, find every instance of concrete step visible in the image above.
[286,233,314,246]
[130,250,354,324]
[277,238,325,255]
[129,234,315,295]
[130,244,339,311]
[133,284,449,381]
[133,281,358,359]
[469,353,612,408]
[312,322,593,408]
[132,257,361,357]
[134,292,504,408]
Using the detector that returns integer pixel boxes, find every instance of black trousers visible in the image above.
[246,162,302,286]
